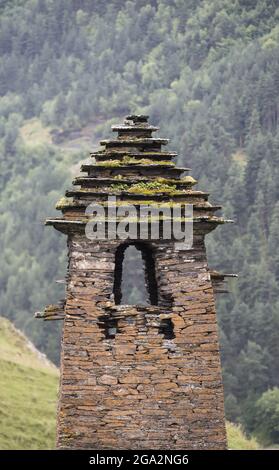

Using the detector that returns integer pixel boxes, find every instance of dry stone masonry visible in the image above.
[37,115,234,449]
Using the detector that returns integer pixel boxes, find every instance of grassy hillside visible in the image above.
[226,422,259,450]
[0,317,59,450]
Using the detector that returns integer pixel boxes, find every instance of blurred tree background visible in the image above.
[1,0,279,443]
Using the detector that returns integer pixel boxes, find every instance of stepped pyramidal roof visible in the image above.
[46,114,232,235]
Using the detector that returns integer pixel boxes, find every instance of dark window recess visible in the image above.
[159,319,175,339]
[113,243,158,306]
[98,315,118,339]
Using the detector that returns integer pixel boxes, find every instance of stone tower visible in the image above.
[38,115,233,449]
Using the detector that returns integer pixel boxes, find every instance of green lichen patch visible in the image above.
[154,176,197,185]
[110,183,130,191]
[56,196,75,210]
[113,174,124,180]
[96,156,175,167]
[122,155,175,166]
[127,181,178,195]
[110,180,180,194]
[180,176,198,185]
[97,160,123,167]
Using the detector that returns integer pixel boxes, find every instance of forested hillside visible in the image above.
[1,0,279,441]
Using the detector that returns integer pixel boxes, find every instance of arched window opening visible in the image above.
[113,243,158,306]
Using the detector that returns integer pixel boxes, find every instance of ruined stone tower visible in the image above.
[38,115,233,449]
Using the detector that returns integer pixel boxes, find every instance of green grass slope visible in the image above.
[0,317,59,450]
[226,422,259,450]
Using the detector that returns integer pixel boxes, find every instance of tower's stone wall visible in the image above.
[57,235,226,449]
[39,114,231,449]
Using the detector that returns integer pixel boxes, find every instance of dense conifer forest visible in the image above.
[1,0,279,443]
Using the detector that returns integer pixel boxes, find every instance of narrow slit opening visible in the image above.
[159,319,175,340]
[98,315,118,339]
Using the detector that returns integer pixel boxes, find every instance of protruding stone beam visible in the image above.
[72,176,197,189]
[80,163,189,179]
[90,150,177,162]
[65,188,210,202]
[91,151,177,162]
[100,138,169,147]
[45,216,233,233]
[35,304,65,321]
[210,270,238,294]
